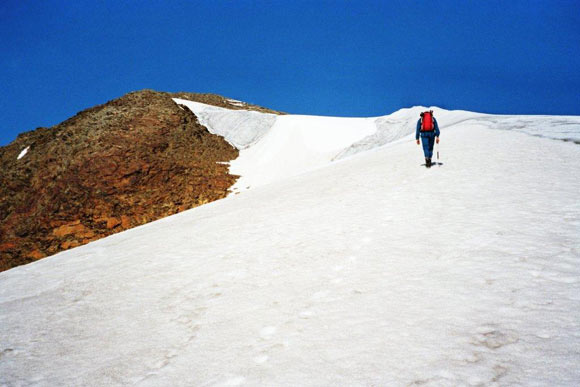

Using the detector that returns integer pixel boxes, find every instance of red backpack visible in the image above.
[421,110,434,131]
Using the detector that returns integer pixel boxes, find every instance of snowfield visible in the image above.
[1,103,579,386]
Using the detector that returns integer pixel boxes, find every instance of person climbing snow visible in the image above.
[416,110,440,168]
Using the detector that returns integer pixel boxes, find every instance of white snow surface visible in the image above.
[229,114,377,190]
[174,100,420,190]
[16,146,30,160]
[174,100,580,192]
[1,108,580,386]
[173,98,277,150]
[226,98,245,107]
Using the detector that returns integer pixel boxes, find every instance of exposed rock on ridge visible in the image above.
[0,89,249,271]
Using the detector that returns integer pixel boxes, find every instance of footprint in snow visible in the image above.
[472,326,518,349]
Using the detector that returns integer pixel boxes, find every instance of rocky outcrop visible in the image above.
[0,89,261,271]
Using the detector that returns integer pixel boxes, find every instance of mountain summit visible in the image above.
[0,89,283,271]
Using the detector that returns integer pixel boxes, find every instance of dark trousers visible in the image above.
[420,132,436,158]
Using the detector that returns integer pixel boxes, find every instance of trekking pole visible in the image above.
[437,141,440,166]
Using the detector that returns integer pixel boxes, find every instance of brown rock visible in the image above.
[28,250,45,260]
[0,89,255,272]
[121,215,131,229]
[77,230,96,239]
[61,240,80,250]
[106,217,121,229]
[0,242,17,251]
[53,222,89,237]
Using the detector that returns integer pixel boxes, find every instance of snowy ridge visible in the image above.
[1,104,580,386]
[174,101,579,192]
[174,100,442,190]
[173,99,277,150]
[334,107,427,160]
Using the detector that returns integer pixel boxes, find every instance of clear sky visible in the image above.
[1,0,579,145]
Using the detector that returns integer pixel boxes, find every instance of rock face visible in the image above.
[0,89,261,271]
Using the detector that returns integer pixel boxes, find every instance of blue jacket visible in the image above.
[416,117,440,140]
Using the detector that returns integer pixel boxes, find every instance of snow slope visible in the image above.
[173,99,277,150]
[1,107,580,386]
[175,99,434,191]
[174,99,580,192]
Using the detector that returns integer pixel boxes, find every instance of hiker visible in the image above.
[416,110,440,168]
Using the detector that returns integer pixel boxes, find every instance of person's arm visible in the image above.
[416,119,421,144]
[434,118,440,142]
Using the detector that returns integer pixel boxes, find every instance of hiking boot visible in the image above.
[426,158,432,168]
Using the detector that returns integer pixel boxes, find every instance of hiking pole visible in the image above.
[437,140,440,166]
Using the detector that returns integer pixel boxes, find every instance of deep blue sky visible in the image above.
[1,0,579,145]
